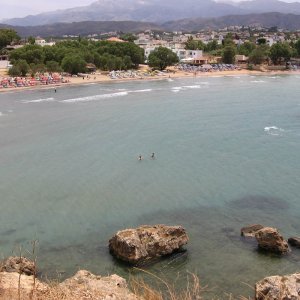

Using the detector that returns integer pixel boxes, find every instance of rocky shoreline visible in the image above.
[1,224,300,299]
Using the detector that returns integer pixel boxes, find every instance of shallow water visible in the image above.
[0,75,300,297]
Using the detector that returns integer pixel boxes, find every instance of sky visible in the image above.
[0,0,300,20]
[0,0,96,20]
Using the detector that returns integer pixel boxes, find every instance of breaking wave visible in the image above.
[171,85,201,92]
[264,126,285,136]
[62,91,128,103]
[23,98,55,103]
[251,80,266,83]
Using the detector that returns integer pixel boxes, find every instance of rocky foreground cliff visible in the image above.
[0,269,137,300]
[1,224,300,299]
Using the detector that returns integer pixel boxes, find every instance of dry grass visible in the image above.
[131,272,203,300]
[129,268,253,300]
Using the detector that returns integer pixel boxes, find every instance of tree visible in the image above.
[9,45,44,64]
[148,47,179,71]
[223,34,235,47]
[8,65,21,76]
[270,42,292,65]
[294,39,300,56]
[61,54,86,74]
[222,45,236,64]
[0,29,20,50]
[27,36,36,45]
[15,60,30,76]
[30,63,46,75]
[257,38,267,45]
[249,46,268,65]
[238,41,256,56]
[120,33,137,43]
[46,61,62,72]
[204,40,219,52]
[185,37,205,50]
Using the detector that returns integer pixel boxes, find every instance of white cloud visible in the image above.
[0,0,96,19]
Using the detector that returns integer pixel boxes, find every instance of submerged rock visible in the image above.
[241,224,264,238]
[109,224,189,264]
[0,256,35,276]
[288,237,300,248]
[230,195,289,211]
[256,273,300,300]
[255,227,289,254]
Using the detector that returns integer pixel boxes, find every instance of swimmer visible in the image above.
[138,155,143,161]
[54,88,57,93]
[151,152,155,159]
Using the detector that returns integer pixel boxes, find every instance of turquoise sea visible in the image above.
[0,74,300,298]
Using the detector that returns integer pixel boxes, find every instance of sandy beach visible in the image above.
[0,67,299,94]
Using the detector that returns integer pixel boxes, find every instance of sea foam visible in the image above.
[251,80,266,83]
[130,89,152,93]
[171,85,201,92]
[23,97,55,103]
[264,126,285,136]
[62,91,128,103]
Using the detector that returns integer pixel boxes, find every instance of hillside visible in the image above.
[0,0,251,26]
[163,12,300,31]
[0,21,163,38]
[3,0,300,27]
[2,12,300,38]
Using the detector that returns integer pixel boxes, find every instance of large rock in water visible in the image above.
[256,273,300,300]
[0,256,35,275]
[255,227,289,254]
[109,224,189,264]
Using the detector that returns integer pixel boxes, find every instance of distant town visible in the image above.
[1,24,300,89]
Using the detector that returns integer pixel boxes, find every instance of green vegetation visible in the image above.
[222,45,236,64]
[269,42,293,64]
[238,41,256,56]
[5,26,300,76]
[8,59,29,76]
[148,46,179,70]
[249,45,269,65]
[0,29,20,51]
[8,39,144,75]
[120,33,137,43]
[185,36,205,50]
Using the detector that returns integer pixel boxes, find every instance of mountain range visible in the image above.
[2,13,300,38]
[2,0,300,26]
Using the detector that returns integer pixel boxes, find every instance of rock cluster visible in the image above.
[0,268,137,300]
[256,273,300,300]
[59,270,137,300]
[109,224,189,264]
[0,256,35,275]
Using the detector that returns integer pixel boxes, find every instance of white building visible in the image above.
[35,37,56,47]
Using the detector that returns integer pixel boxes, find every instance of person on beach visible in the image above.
[54,88,57,93]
